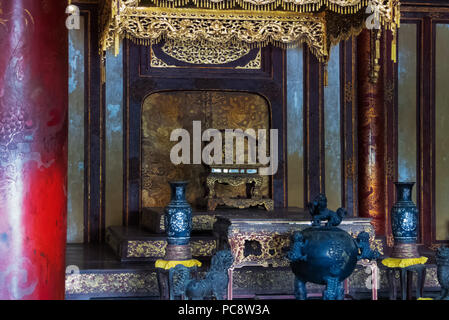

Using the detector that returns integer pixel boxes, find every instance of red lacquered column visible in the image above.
[357,29,386,236]
[0,1,68,299]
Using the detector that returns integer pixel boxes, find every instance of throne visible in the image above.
[206,164,274,211]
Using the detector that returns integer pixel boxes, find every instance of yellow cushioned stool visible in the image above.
[155,259,202,270]
[381,256,428,300]
[155,259,202,300]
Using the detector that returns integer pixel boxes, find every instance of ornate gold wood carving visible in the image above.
[126,239,217,258]
[145,0,385,12]
[150,47,177,67]
[161,41,251,65]
[235,49,262,69]
[150,41,262,68]
[216,216,380,268]
[206,169,274,211]
[65,272,159,295]
[100,0,401,63]
[369,28,382,83]
[114,7,328,60]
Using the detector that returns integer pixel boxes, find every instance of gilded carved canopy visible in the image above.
[99,0,400,62]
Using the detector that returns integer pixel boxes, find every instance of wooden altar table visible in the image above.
[212,208,382,300]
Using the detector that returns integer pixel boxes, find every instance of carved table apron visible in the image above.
[213,210,382,299]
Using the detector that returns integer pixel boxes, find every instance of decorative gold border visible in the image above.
[126,239,217,258]
[236,49,262,69]
[100,0,400,63]
[150,43,262,69]
[136,0,388,14]
[116,7,328,61]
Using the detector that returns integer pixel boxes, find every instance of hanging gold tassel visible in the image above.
[376,37,380,60]
[114,33,120,56]
[392,37,397,63]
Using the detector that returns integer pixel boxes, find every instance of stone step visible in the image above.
[65,244,213,300]
[106,226,217,262]
[65,242,442,300]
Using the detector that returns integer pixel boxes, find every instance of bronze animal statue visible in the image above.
[355,232,380,260]
[436,246,449,300]
[170,250,234,300]
[307,193,347,227]
[288,228,379,300]
[286,232,308,262]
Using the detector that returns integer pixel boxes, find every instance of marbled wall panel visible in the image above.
[435,24,449,241]
[324,45,342,210]
[286,47,304,208]
[105,44,124,229]
[67,16,85,243]
[398,23,417,204]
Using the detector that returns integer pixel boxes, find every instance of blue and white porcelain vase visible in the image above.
[164,181,193,246]
[390,182,420,258]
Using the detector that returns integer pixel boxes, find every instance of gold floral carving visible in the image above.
[229,230,292,268]
[65,272,158,295]
[326,9,365,46]
[369,28,382,83]
[226,220,381,268]
[65,265,440,297]
[150,47,177,67]
[235,49,262,69]
[371,239,384,255]
[191,240,217,256]
[206,170,274,211]
[161,41,251,64]
[151,42,261,68]
[141,91,270,208]
[209,197,275,211]
[192,215,218,230]
[100,0,400,63]
[127,240,167,258]
[138,0,395,15]
[118,8,328,61]
[126,239,216,257]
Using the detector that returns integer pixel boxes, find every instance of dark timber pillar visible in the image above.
[357,29,386,236]
[0,1,68,299]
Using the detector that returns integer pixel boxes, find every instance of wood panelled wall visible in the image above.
[72,9,360,242]
[397,1,449,247]
[123,43,288,226]
[71,1,449,248]
[71,2,104,243]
